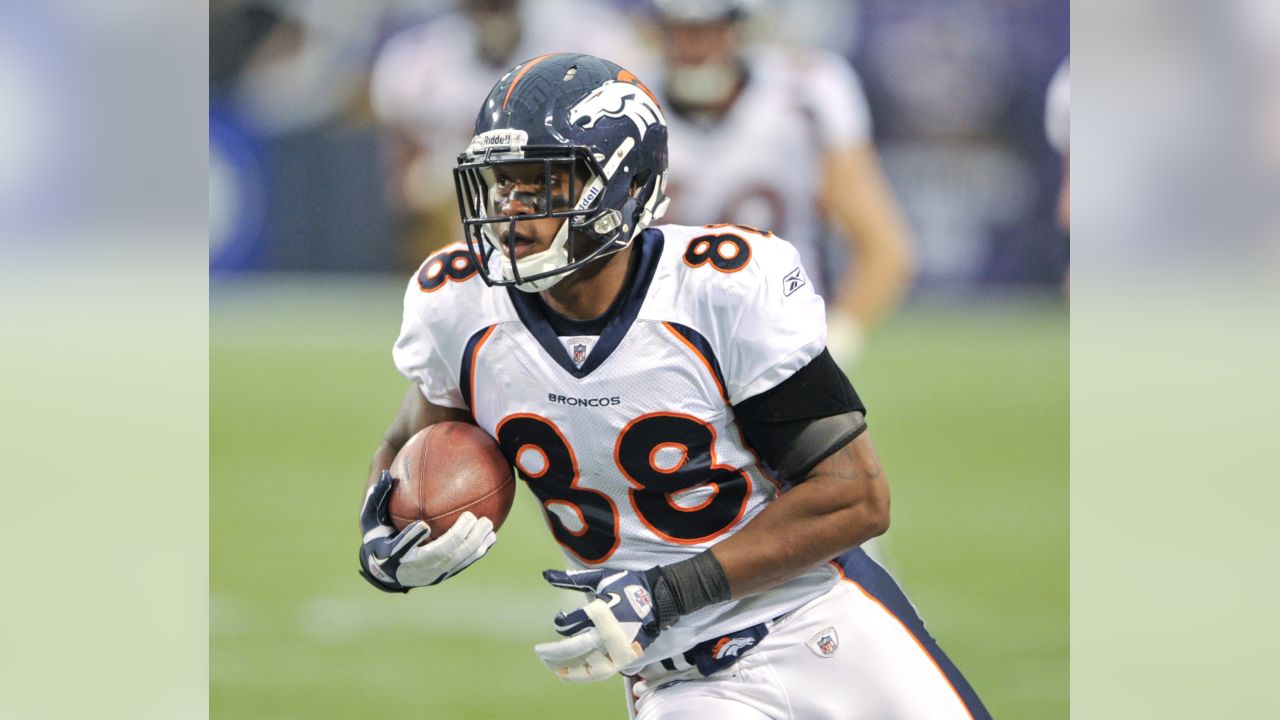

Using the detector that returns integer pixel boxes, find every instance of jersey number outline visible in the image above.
[495,414,620,564]
[683,232,752,273]
[682,224,771,273]
[615,412,751,545]
[418,249,478,292]
[495,413,751,563]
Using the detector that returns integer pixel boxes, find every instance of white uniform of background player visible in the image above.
[393,223,987,719]
[663,47,873,301]
[651,0,915,372]
[1046,58,1070,231]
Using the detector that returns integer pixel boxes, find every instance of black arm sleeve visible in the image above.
[731,349,867,483]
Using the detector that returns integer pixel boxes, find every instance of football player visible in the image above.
[1046,58,1070,232]
[650,0,915,368]
[358,53,989,719]
[1046,57,1069,295]
[370,0,648,262]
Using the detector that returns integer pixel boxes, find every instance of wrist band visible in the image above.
[646,550,730,629]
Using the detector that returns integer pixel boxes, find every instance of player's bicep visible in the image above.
[732,349,866,483]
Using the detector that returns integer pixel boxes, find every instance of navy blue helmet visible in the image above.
[453,53,669,291]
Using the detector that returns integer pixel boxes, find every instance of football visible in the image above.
[388,422,516,537]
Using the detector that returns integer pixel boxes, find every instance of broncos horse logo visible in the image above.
[568,79,665,141]
[711,636,757,660]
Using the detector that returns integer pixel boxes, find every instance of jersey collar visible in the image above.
[506,229,664,379]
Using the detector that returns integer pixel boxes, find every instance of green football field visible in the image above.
[211,276,1067,719]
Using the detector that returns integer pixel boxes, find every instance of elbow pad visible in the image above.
[732,349,868,484]
[775,411,867,483]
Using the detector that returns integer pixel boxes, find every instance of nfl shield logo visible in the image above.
[819,634,837,655]
[562,336,597,368]
[807,627,839,658]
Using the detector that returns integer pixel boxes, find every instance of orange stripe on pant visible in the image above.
[829,561,977,720]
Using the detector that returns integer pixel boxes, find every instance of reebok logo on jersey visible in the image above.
[712,636,756,660]
[806,627,839,657]
[783,267,806,297]
[624,585,653,619]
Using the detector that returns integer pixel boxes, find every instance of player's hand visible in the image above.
[358,470,496,593]
[533,567,662,682]
[827,308,867,370]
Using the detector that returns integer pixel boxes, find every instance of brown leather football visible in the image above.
[389,422,516,537]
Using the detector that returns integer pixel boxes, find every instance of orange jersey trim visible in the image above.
[661,322,727,402]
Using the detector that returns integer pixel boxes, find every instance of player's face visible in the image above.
[660,20,738,69]
[487,162,579,259]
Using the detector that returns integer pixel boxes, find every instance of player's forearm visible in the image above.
[833,234,914,328]
[367,442,401,489]
[710,434,889,599]
[826,148,916,327]
[365,383,470,490]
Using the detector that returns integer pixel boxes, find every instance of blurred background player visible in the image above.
[1045,57,1068,293]
[649,0,915,369]
[1045,58,1069,232]
[369,0,649,264]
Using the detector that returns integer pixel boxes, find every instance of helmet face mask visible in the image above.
[453,54,669,292]
[455,147,616,291]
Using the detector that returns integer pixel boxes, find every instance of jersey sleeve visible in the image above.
[715,235,828,403]
[794,49,874,150]
[392,273,467,409]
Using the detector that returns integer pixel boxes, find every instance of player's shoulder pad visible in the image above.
[402,242,514,341]
[649,223,825,403]
[652,222,816,315]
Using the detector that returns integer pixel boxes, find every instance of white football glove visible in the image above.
[534,626,621,683]
[393,511,496,586]
[358,471,497,592]
[533,568,662,682]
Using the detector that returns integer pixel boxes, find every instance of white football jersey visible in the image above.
[394,224,842,671]
[661,47,873,298]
